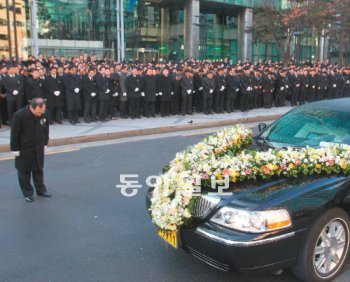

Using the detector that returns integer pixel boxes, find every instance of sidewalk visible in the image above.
[0,106,293,152]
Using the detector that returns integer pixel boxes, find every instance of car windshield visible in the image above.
[261,107,350,147]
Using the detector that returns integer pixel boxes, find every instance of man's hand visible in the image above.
[105,89,110,94]
[91,92,97,97]
[13,90,19,95]
[54,91,60,96]
[74,88,80,93]
[135,87,139,92]
[187,89,191,95]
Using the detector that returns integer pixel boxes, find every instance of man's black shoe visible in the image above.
[37,191,52,198]
[75,120,81,124]
[25,196,34,202]
[56,121,63,124]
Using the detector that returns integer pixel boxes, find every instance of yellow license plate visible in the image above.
[158,229,179,249]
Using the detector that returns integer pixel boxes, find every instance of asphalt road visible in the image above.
[0,130,349,282]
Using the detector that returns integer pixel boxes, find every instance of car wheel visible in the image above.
[292,208,350,282]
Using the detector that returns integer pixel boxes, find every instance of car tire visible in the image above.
[292,208,350,282]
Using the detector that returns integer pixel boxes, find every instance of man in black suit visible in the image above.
[240,67,253,111]
[225,67,240,113]
[193,69,204,112]
[62,66,82,124]
[214,68,226,113]
[118,66,128,119]
[26,68,45,100]
[143,68,157,117]
[158,68,173,117]
[3,64,24,123]
[171,72,181,115]
[308,69,318,102]
[289,68,301,106]
[202,71,216,115]
[10,98,51,202]
[108,68,119,120]
[275,70,288,107]
[44,67,64,124]
[180,69,194,115]
[95,66,110,121]
[82,68,98,123]
[126,66,142,119]
[299,70,309,105]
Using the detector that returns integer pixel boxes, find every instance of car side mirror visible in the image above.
[258,123,267,132]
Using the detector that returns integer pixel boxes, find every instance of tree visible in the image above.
[303,0,334,61]
[327,0,350,65]
[251,0,308,64]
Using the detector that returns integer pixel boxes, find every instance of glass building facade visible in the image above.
[0,0,319,63]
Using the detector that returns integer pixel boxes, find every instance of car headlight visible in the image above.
[210,207,292,233]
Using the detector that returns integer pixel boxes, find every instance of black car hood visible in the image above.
[218,175,348,210]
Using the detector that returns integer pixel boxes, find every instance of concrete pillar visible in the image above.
[323,35,330,61]
[239,8,252,62]
[29,0,39,57]
[319,29,330,61]
[184,0,200,59]
[160,7,170,58]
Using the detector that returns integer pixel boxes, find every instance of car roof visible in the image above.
[299,98,350,112]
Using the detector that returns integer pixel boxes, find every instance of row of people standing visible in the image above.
[1,63,350,126]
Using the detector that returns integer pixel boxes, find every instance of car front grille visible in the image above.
[192,195,220,219]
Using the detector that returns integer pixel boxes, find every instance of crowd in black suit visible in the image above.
[1,55,350,127]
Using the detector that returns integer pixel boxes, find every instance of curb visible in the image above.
[0,114,281,153]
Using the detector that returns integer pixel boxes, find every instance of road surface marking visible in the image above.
[46,148,80,155]
[0,148,80,161]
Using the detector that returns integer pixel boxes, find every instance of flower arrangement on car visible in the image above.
[150,125,350,231]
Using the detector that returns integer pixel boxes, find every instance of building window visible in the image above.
[0,34,8,40]
[0,19,8,26]
[15,21,24,27]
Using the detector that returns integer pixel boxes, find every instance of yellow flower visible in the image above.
[215,172,223,180]
[315,164,321,169]
[341,163,348,170]
[267,164,274,170]
[215,149,221,155]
